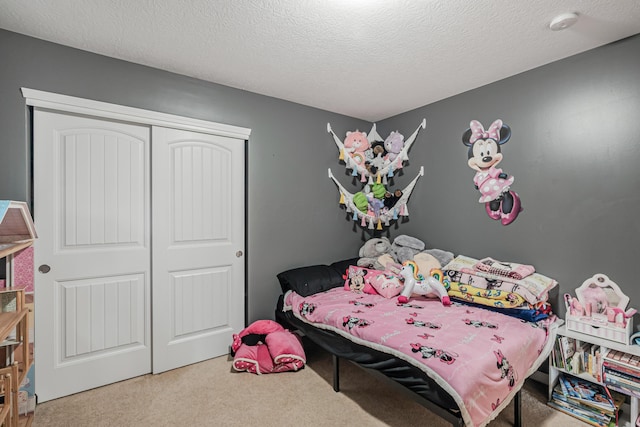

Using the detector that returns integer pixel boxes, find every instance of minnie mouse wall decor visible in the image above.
[462,119,523,226]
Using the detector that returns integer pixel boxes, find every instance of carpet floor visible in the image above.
[34,338,588,426]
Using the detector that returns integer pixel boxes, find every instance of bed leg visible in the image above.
[332,354,340,392]
[514,390,521,427]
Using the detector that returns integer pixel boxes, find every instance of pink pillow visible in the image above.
[343,265,378,295]
[367,270,404,298]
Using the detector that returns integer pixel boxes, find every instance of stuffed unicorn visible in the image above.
[397,260,451,305]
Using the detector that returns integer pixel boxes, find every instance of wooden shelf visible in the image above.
[0,202,36,425]
[18,413,33,427]
[0,292,31,427]
[0,373,10,421]
[0,310,28,343]
[0,242,33,261]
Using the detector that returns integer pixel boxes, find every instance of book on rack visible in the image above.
[552,338,564,369]
[560,373,616,412]
[547,400,612,427]
[550,387,620,427]
[605,349,640,367]
[561,373,618,411]
[567,342,603,379]
[603,367,640,399]
[552,385,616,419]
[604,349,640,373]
[603,348,640,399]
[604,366,640,386]
[603,359,640,378]
[560,336,577,369]
[550,373,623,427]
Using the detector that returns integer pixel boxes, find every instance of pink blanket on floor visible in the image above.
[284,288,557,427]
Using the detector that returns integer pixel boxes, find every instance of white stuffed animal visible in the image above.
[397,260,451,305]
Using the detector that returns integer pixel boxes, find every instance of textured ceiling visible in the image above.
[1,0,639,121]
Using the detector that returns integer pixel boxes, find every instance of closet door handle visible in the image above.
[236,251,243,257]
[38,264,51,274]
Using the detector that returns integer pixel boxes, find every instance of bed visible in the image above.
[274,257,559,427]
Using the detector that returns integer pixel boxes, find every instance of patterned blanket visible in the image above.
[444,255,558,302]
[284,287,558,427]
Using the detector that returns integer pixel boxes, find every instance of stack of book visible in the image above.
[603,349,640,399]
[552,335,603,381]
[549,373,623,427]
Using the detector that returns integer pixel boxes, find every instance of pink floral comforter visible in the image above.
[284,288,557,427]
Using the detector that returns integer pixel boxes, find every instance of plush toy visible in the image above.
[384,131,405,163]
[366,155,386,175]
[421,248,454,268]
[359,236,392,258]
[371,183,386,199]
[352,192,369,213]
[391,235,425,264]
[397,260,451,305]
[357,237,393,269]
[364,142,387,175]
[383,189,403,208]
[371,141,386,158]
[413,252,441,277]
[343,130,370,164]
[367,195,385,217]
[462,119,522,226]
[377,254,398,272]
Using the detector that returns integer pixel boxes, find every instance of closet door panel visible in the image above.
[152,126,245,374]
[171,268,229,336]
[59,130,144,247]
[34,110,151,403]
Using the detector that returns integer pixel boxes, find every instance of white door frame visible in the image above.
[22,88,251,140]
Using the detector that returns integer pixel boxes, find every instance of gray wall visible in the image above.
[1,29,639,323]
[0,29,367,322]
[379,35,640,318]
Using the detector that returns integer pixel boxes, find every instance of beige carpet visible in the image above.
[34,338,588,426]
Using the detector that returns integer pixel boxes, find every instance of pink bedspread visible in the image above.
[284,288,557,427]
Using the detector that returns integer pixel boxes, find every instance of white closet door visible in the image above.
[151,126,245,373]
[34,110,151,402]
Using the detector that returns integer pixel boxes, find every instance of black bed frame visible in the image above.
[277,300,522,427]
[329,345,521,427]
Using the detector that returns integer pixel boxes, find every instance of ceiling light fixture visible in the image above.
[549,12,579,31]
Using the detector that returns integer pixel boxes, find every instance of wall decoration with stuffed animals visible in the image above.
[327,119,426,230]
[461,119,523,226]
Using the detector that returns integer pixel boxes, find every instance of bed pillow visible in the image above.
[367,270,404,298]
[330,257,360,275]
[342,265,378,295]
[277,264,345,297]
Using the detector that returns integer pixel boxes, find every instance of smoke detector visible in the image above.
[549,13,579,31]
